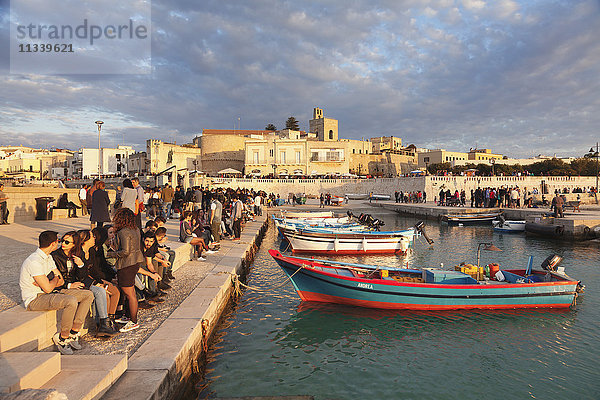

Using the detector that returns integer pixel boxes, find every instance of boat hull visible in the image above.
[443,213,502,225]
[493,220,526,232]
[284,229,414,255]
[269,250,578,310]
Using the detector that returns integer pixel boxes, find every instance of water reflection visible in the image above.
[195,212,600,400]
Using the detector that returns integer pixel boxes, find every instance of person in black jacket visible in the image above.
[90,181,111,229]
[57,193,79,218]
[91,227,120,319]
[76,229,118,337]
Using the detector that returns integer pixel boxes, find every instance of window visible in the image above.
[253,151,259,164]
[424,157,430,163]
[295,151,301,164]
[353,149,355,154]
[269,149,273,157]
[280,151,286,164]
[366,150,368,154]
[329,130,333,140]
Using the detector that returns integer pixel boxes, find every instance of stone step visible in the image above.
[0,352,61,393]
[166,241,192,272]
[0,306,90,354]
[0,306,57,352]
[40,354,127,400]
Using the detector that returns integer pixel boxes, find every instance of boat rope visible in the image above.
[201,319,210,353]
[228,265,305,293]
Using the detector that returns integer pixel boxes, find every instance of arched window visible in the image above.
[328,130,333,140]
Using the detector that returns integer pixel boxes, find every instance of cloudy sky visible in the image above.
[1,0,599,158]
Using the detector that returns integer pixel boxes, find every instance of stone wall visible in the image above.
[202,176,599,204]
[2,187,116,223]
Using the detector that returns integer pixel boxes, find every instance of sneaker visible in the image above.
[204,250,217,254]
[68,332,82,350]
[138,301,155,309]
[114,316,130,324]
[197,256,206,261]
[119,321,140,333]
[53,333,74,355]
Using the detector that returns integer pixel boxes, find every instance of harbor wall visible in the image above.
[204,176,598,204]
[1,187,116,223]
[102,215,269,400]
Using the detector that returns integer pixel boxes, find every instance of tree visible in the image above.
[285,116,299,131]
[265,123,277,131]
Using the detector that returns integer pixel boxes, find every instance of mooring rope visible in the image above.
[229,265,305,293]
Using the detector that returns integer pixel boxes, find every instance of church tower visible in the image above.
[309,107,338,142]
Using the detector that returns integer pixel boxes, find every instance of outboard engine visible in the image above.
[541,255,563,272]
[371,218,385,231]
[347,210,354,218]
[414,221,434,245]
[497,215,506,224]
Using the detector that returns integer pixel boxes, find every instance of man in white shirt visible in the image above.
[78,185,88,216]
[254,194,262,216]
[20,231,94,355]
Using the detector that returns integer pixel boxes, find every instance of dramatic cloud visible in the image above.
[1,0,599,158]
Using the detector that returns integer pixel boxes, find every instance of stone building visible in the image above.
[0,146,73,180]
[146,139,202,177]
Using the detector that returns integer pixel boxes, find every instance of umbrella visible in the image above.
[218,168,242,175]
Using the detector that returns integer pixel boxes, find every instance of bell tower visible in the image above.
[309,107,338,142]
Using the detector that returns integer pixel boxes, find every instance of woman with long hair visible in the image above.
[107,207,160,332]
[76,229,118,337]
[179,211,215,261]
[90,181,111,229]
[90,227,121,324]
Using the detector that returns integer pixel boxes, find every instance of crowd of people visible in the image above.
[395,191,427,203]
[19,179,276,355]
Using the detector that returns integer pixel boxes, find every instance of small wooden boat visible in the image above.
[269,250,583,310]
[346,193,369,200]
[283,228,416,255]
[272,218,369,237]
[369,194,391,201]
[442,212,502,225]
[331,196,344,206]
[492,220,526,232]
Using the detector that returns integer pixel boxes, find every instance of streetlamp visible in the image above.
[589,143,599,198]
[95,120,104,178]
[271,163,277,178]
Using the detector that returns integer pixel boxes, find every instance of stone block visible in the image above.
[0,352,60,393]
[40,354,126,400]
[0,307,48,353]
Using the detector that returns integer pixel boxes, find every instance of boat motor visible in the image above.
[541,255,563,272]
[414,221,434,245]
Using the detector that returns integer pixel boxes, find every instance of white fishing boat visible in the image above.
[369,194,391,201]
[345,193,369,200]
[279,210,334,219]
[283,227,417,255]
[492,219,526,232]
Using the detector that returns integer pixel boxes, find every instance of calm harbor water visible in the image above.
[195,209,600,400]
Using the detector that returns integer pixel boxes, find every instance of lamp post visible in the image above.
[271,163,277,178]
[95,120,104,178]
[590,143,599,198]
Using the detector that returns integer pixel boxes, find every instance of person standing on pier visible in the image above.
[231,195,243,240]
[0,183,9,224]
[90,181,111,229]
[131,178,145,229]
[79,185,88,216]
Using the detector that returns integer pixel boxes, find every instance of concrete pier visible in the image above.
[371,201,600,240]
[0,211,268,399]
